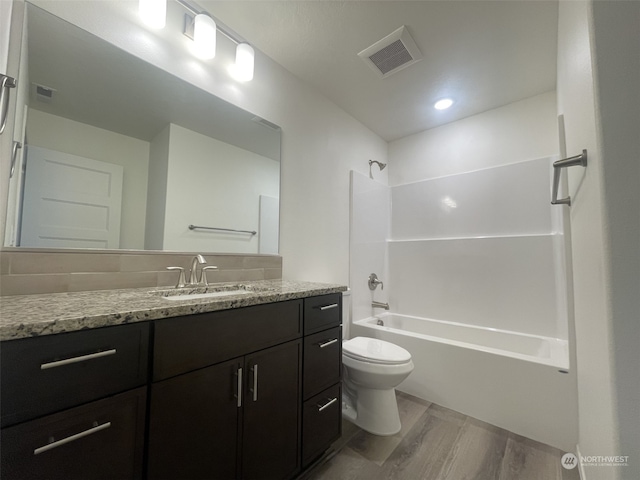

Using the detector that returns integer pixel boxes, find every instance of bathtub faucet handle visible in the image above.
[368,273,384,291]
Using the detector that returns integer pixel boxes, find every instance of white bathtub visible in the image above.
[357,312,569,369]
[350,312,577,451]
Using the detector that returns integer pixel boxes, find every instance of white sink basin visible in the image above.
[161,289,252,301]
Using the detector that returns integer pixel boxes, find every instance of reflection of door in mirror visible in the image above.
[3,4,282,254]
[20,146,123,248]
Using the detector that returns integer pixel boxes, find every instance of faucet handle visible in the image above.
[368,273,384,291]
[166,267,186,288]
[201,266,219,286]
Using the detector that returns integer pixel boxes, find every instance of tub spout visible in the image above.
[372,301,389,310]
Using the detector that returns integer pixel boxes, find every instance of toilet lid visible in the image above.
[343,337,412,365]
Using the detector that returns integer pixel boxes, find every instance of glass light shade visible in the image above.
[139,0,166,29]
[232,43,255,82]
[193,14,217,59]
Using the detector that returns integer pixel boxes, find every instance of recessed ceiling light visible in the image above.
[434,98,454,110]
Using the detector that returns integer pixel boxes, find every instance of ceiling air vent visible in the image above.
[32,83,56,103]
[358,26,422,78]
[252,116,281,131]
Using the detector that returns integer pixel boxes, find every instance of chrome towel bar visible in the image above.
[551,149,587,206]
[188,225,257,235]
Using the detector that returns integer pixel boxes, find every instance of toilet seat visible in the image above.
[343,337,412,365]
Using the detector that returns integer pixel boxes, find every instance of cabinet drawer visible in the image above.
[154,300,302,381]
[302,383,341,467]
[1,323,149,427]
[303,326,342,399]
[304,294,342,335]
[0,386,146,480]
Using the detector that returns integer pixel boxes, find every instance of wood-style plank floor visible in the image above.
[305,392,580,480]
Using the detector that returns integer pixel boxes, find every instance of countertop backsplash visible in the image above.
[0,249,282,296]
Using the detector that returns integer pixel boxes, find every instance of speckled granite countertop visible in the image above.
[0,280,347,341]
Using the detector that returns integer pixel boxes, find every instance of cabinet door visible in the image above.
[1,322,149,428]
[242,340,301,480]
[303,326,342,399]
[147,358,242,480]
[302,383,342,467]
[0,387,146,480]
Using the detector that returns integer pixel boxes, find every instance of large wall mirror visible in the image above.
[4,3,281,255]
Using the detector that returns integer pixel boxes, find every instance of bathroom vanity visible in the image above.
[0,280,345,480]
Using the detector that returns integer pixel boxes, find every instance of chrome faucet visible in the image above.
[368,273,384,290]
[188,254,207,285]
[372,301,389,310]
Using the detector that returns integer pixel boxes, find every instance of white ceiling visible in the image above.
[203,0,559,141]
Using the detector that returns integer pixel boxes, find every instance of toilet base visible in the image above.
[342,387,401,436]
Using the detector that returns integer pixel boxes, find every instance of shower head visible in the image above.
[369,160,387,171]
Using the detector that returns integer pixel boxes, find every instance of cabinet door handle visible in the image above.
[235,367,243,408]
[317,397,338,412]
[33,421,111,455]
[318,338,338,348]
[40,349,117,370]
[318,304,338,311]
[250,364,258,402]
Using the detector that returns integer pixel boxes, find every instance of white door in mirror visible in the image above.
[20,146,123,248]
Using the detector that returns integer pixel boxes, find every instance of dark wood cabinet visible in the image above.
[1,322,149,428]
[148,301,304,480]
[1,387,146,480]
[303,326,342,399]
[0,323,149,480]
[300,296,343,468]
[303,294,342,335]
[1,291,343,480]
[242,341,301,479]
[302,383,342,466]
[147,358,241,480]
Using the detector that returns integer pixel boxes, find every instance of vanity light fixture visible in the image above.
[230,43,255,82]
[192,13,217,59]
[434,98,454,110]
[177,0,254,81]
[139,0,166,29]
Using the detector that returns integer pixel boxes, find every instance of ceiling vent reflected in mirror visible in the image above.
[358,26,422,78]
[33,83,56,103]
[252,116,281,131]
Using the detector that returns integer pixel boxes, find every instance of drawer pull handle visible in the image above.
[318,338,338,348]
[34,421,111,455]
[40,349,117,370]
[250,364,259,402]
[235,367,243,408]
[317,397,338,412]
[319,304,338,311]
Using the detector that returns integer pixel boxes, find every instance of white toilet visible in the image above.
[342,336,414,436]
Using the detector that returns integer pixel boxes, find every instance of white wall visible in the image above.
[558,1,639,478]
[162,124,279,253]
[590,2,640,475]
[386,96,569,339]
[25,109,149,249]
[145,124,170,250]
[13,0,387,286]
[349,171,390,330]
[389,91,558,185]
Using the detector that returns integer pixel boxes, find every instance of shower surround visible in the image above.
[349,157,578,451]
